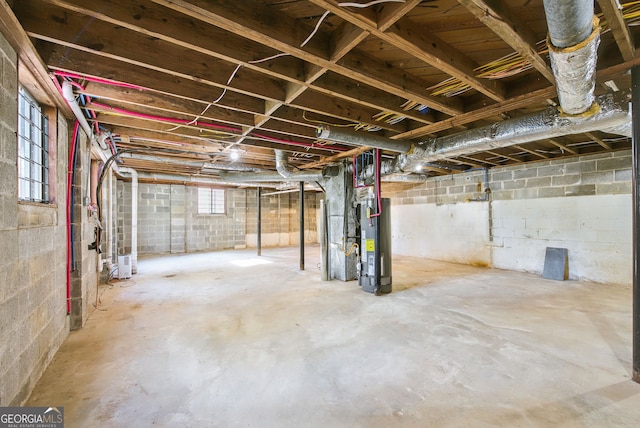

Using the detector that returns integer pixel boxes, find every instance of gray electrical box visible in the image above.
[358,198,392,294]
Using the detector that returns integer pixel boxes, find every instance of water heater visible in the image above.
[358,198,391,295]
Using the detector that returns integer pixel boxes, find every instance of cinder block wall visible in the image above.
[184,186,247,252]
[69,132,98,329]
[117,183,320,255]
[245,189,319,248]
[0,32,68,405]
[386,150,632,284]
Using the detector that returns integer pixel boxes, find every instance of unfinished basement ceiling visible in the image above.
[6,0,640,181]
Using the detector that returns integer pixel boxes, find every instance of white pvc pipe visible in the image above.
[106,169,113,269]
[119,167,138,274]
[62,81,92,138]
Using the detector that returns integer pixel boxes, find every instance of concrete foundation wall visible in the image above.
[0,32,68,405]
[117,184,320,255]
[386,150,632,284]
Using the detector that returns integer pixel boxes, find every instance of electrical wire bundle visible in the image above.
[427,1,640,98]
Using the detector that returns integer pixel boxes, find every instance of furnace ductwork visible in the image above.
[544,0,599,115]
[219,149,339,183]
[274,149,335,181]
[316,125,414,153]
[136,172,280,187]
[395,91,630,172]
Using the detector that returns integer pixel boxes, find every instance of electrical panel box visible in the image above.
[358,198,391,295]
[117,255,132,279]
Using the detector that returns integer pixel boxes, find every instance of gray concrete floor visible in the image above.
[27,245,640,427]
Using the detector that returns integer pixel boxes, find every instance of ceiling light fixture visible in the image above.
[230,149,240,161]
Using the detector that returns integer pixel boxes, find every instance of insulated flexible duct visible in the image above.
[544,0,599,115]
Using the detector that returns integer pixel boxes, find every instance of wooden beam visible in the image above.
[584,132,612,150]
[81,82,256,128]
[421,164,454,175]
[485,150,523,163]
[377,0,422,31]
[150,0,463,116]
[17,4,287,102]
[41,43,407,135]
[35,0,424,131]
[598,0,635,61]
[449,158,485,168]
[37,0,306,83]
[547,138,579,155]
[458,0,554,83]
[512,144,548,159]
[395,86,557,139]
[300,146,371,169]
[330,22,368,62]
[310,0,506,102]
[0,1,72,117]
[459,155,499,167]
[395,52,640,140]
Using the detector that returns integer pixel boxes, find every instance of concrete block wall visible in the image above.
[386,150,632,284]
[69,131,98,330]
[186,187,247,252]
[245,189,320,248]
[170,184,186,253]
[0,31,68,405]
[117,183,321,255]
[138,183,171,253]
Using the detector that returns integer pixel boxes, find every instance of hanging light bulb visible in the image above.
[230,149,240,161]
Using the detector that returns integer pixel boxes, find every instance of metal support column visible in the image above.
[632,65,640,383]
[257,187,262,256]
[299,181,305,270]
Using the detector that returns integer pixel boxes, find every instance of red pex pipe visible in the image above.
[89,102,347,153]
[66,121,80,314]
[88,102,241,133]
[52,70,146,90]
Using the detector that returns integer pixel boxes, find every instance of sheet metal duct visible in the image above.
[544,0,599,115]
[219,171,310,182]
[319,92,630,179]
[118,153,264,172]
[275,149,331,181]
[136,172,280,187]
[397,92,630,171]
[381,174,428,183]
[220,150,338,182]
[316,125,414,153]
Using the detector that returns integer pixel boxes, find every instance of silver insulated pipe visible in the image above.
[396,91,630,171]
[543,0,599,115]
[316,125,414,153]
[274,149,329,181]
[219,149,339,183]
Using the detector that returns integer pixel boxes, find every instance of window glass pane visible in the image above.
[18,86,49,202]
[197,188,225,214]
[18,136,28,158]
[19,179,29,197]
[19,158,29,179]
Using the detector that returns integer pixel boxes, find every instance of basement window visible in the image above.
[18,86,49,203]
[198,188,225,214]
